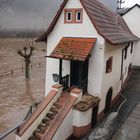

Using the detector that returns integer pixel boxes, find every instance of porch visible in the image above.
[46,37,97,93]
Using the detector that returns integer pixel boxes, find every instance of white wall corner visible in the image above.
[71,89,83,104]
[73,109,92,127]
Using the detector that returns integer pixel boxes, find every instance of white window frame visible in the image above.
[66,11,72,22]
[76,10,82,22]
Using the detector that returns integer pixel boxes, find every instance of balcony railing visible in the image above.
[60,75,69,90]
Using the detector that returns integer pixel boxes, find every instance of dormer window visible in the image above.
[64,8,83,23]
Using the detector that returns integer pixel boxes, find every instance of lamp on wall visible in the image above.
[52,74,60,83]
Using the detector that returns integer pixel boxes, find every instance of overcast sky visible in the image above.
[0,0,63,31]
[0,0,139,32]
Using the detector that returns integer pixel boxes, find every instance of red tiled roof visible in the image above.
[48,37,96,61]
[80,0,138,45]
[36,0,139,45]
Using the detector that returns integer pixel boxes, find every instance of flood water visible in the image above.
[0,38,46,135]
[82,112,118,140]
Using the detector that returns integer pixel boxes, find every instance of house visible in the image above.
[16,0,138,140]
[120,4,140,66]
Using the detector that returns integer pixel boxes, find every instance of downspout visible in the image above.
[121,48,124,88]
[59,59,62,83]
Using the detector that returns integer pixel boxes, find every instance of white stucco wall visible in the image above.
[99,42,133,113]
[122,44,133,81]
[45,0,105,95]
[73,108,92,127]
[123,6,140,66]
[52,109,73,140]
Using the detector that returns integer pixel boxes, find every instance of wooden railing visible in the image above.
[42,95,77,140]
[17,90,57,136]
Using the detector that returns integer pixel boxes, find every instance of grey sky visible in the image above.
[0,0,63,31]
[0,0,139,32]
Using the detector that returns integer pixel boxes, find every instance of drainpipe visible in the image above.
[59,59,62,83]
[121,48,124,89]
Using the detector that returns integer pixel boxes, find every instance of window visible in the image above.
[65,10,73,23]
[75,10,82,22]
[64,9,83,23]
[130,42,133,54]
[67,12,72,21]
[106,57,113,73]
[124,47,128,60]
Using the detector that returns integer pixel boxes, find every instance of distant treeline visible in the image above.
[0,30,45,38]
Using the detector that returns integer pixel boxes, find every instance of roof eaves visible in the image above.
[80,0,139,45]
[80,0,118,45]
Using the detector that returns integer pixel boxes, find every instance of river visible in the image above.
[0,38,46,135]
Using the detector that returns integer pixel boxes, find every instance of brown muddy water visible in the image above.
[0,38,46,135]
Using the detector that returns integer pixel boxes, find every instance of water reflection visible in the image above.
[25,80,35,101]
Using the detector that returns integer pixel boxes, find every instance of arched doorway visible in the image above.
[104,87,113,114]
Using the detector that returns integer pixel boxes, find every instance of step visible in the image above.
[54,101,64,108]
[50,107,59,114]
[18,91,57,137]
[42,95,77,140]
[57,97,66,103]
[42,117,50,123]
[38,124,47,133]
[38,123,46,128]
[28,135,40,140]
[33,129,44,139]
[61,91,70,96]
[28,92,70,140]
[46,113,55,120]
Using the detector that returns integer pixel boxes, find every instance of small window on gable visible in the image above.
[130,42,133,54]
[106,57,113,73]
[64,9,83,24]
[65,10,73,23]
[75,10,83,22]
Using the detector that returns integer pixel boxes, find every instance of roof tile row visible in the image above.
[49,37,96,61]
